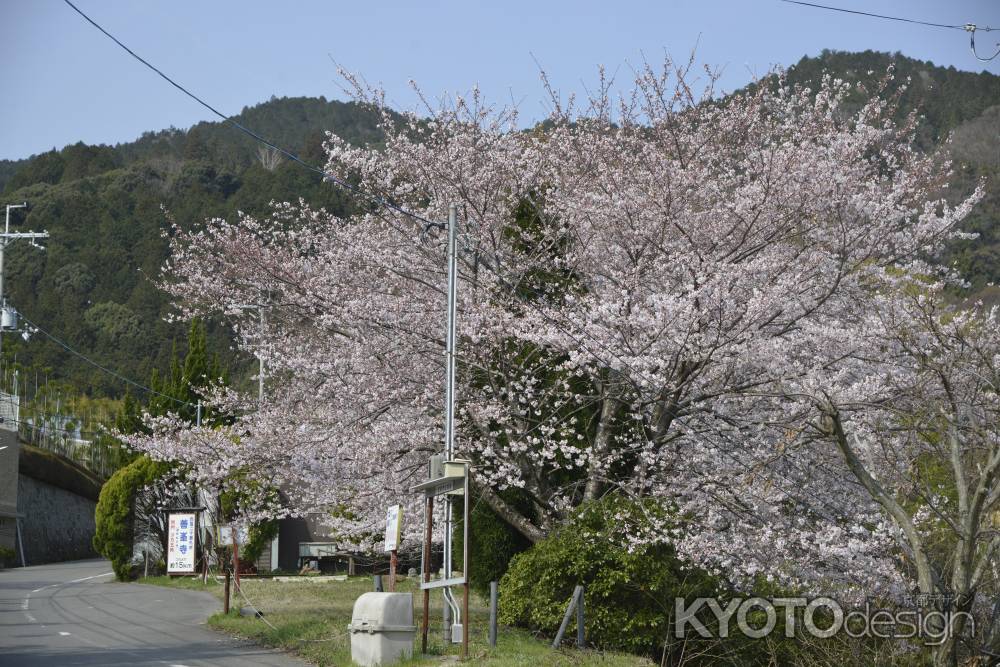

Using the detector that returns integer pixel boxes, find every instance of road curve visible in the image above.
[0,558,308,666]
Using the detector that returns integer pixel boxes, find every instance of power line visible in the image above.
[61,0,439,229]
[16,310,194,407]
[778,0,998,62]
[970,28,1000,63]
[777,0,990,32]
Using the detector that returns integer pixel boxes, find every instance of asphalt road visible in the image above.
[0,558,308,666]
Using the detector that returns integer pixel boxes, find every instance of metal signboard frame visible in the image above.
[411,460,470,658]
[411,463,469,590]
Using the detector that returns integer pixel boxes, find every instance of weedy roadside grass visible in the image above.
[140,575,652,666]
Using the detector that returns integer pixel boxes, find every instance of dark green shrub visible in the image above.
[499,495,720,656]
[93,455,171,580]
[497,497,891,665]
[0,546,15,564]
[451,492,532,596]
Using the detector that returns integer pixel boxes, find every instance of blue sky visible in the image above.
[1,0,997,160]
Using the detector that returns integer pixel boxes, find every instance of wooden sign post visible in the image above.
[217,523,248,590]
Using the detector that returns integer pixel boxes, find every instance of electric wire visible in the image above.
[970,29,1000,62]
[778,0,999,62]
[61,0,438,229]
[778,0,969,31]
[16,310,195,407]
[59,1,653,437]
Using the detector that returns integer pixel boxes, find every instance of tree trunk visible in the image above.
[474,479,546,543]
[584,386,620,502]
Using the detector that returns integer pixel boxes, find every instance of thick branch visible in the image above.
[826,404,937,595]
[473,478,547,544]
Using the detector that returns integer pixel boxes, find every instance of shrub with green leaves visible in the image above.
[496,497,886,665]
[499,496,720,656]
[93,455,171,580]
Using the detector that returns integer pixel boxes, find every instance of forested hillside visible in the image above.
[2,96,381,397]
[2,51,997,399]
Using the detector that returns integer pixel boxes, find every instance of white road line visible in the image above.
[58,631,71,636]
[67,571,114,584]
[21,598,36,622]
[22,569,113,625]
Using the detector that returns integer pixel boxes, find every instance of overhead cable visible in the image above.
[16,310,194,407]
[61,0,438,228]
[779,0,998,62]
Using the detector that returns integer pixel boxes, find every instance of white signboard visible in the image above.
[384,505,402,553]
[217,523,250,546]
[167,512,197,573]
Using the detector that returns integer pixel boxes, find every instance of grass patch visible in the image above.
[140,574,652,666]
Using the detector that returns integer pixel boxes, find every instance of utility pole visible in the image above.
[442,204,461,643]
[258,305,265,403]
[229,303,265,403]
[0,203,48,359]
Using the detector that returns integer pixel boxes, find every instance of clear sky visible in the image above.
[1,0,997,161]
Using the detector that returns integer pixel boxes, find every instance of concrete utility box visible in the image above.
[348,592,416,666]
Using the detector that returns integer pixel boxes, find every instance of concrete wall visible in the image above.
[0,430,19,552]
[17,475,98,565]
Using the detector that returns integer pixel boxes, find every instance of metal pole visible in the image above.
[0,203,45,360]
[577,586,585,648]
[421,496,433,654]
[462,581,470,659]
[15,516,26,567]
[552,585,583,648]
[374,574,383,592]
[462,464,470,656]
[489,581,498,647]
[442,203,461,634]
[224,570,231,614]
[258,306,265,404]
[0,205,10,360]
[443,594,451,642]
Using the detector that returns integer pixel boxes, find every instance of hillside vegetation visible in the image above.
[2,96,380,396]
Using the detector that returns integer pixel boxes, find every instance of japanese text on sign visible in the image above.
[167,512,196,573]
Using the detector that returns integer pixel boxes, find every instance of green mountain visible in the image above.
[2,52,998,400]
[2,96,382,397]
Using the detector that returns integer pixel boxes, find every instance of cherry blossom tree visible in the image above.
[795,287,1000,663]
[130,58,983,605]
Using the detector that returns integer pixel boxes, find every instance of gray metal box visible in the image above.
[347,592,416,666]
